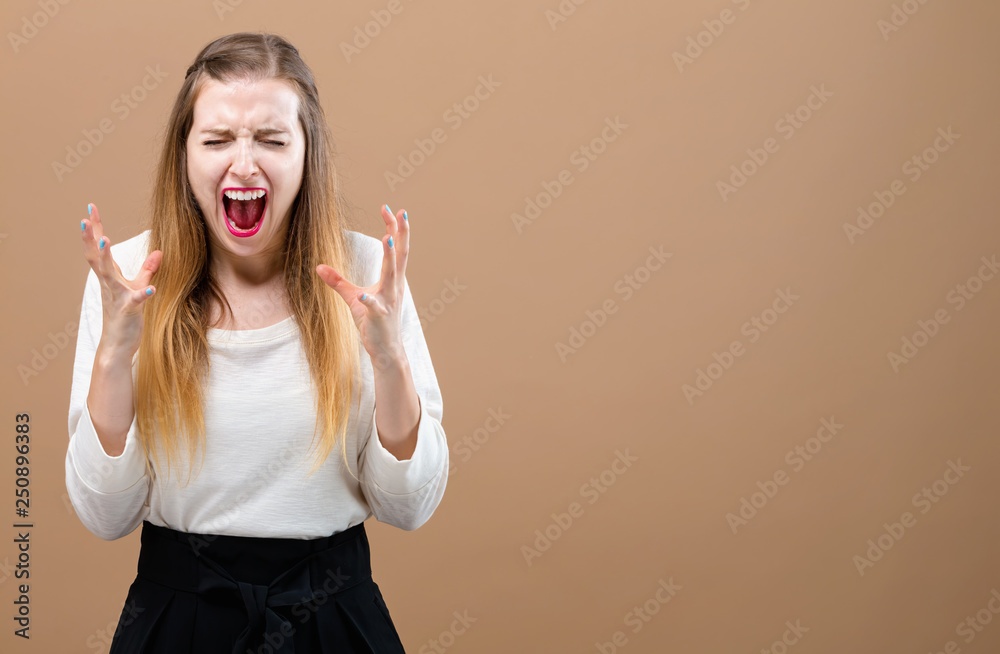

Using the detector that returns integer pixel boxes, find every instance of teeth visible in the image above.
[224,189,266,200]
[227,216,255,231]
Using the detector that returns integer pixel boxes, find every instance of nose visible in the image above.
[229,138,259,179]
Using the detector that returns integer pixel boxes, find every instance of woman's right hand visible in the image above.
[81,203,163,359]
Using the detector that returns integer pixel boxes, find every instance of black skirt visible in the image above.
[109,519,406,653]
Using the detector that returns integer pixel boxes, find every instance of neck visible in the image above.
[206,252,292,330]
[211,251,284,289]
[207,233,287,289]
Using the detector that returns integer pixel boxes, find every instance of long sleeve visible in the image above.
[65,245,151,541]
[358,272,449,531]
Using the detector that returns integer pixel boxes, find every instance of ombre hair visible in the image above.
[136,32,360,485]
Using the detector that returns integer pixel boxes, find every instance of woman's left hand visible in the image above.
[316,204,409,363]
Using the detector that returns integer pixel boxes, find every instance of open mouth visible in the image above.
[222,188,267,237]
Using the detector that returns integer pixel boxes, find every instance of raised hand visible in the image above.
[81,203,162,359]
[316,204,409,363]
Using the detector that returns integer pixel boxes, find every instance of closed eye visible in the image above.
[201,139,285,147]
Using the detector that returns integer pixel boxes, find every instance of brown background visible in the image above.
[2,0,998,652]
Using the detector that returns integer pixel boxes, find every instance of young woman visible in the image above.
[65,32,449,652]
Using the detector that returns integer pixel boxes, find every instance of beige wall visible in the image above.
[2,0,999,652]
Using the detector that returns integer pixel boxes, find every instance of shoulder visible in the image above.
[107,229,152,280]
[344,229,383,286]
[345,229,382,258]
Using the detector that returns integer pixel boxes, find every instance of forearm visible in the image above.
[372,349,420,461]
[86,341,136,457]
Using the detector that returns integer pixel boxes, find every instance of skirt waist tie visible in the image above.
[134,521,372,654]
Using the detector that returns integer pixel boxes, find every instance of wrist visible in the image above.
[95,339,137,369]
[369,342,409,374]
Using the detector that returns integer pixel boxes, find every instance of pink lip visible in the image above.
[221,187,268,238]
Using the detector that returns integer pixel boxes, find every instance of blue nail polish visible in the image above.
[146,288,153,296]
[99,238,105,250]
[87,204,92,216]
[388,236,393,248]
[403,211,407,221]
[361,293,367,301]
[81,220,86,231]
[386,205,392,215]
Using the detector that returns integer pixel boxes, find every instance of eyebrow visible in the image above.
[199,127,291,136]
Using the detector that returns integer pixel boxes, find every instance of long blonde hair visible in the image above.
[136,33,360,485]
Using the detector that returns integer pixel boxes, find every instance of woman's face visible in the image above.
[186,76,305,270]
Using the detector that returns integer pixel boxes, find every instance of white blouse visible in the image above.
[65,229,449,540]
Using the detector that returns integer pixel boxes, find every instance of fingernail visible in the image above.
[146,288,153,296]
[81,220,86,231]
[361,293,367,301]
[99,238,106,250]
[87,204,92,216]
[385,204,392,215]
[403,210,407,221]
[388,236,393,248]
